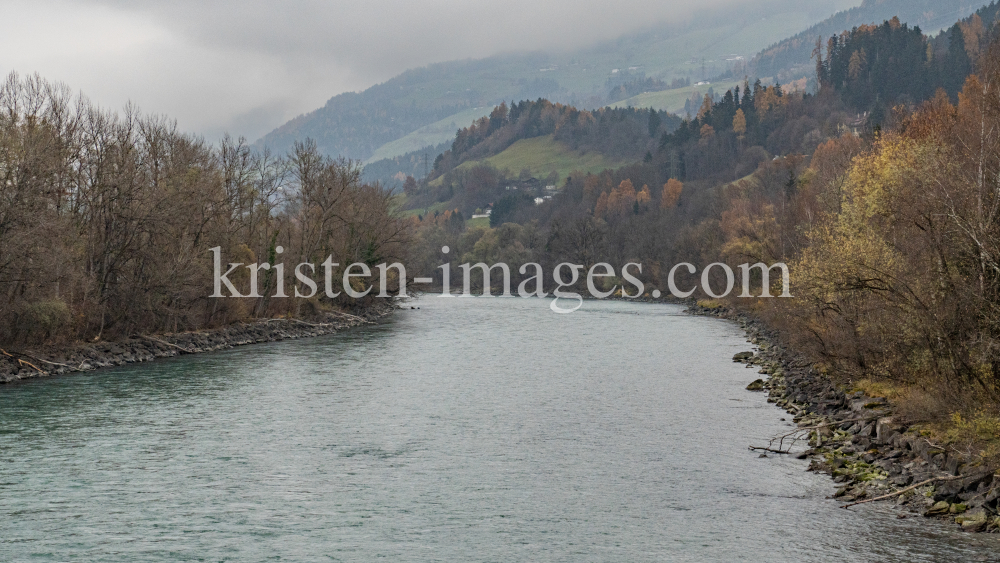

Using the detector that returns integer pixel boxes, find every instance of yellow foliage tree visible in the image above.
[605,179,637,217]
[636,184,651,210]
[733,109,747,139]
[697,94,713,119]
[661,179,683,209]
[594,191,609,218]
[755,86,784,118]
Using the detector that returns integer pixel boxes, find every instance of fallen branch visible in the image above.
[18,359,45,373]
[1,348,50,373]
[748,446,792,454]
[258,318,336,328]
[140,335,194,354]
[840,475,962,509]
[18,351,70,367]
[258,312,372,326]
[751,417,872,454]
[286,319,333,328]
[328,311,373,324]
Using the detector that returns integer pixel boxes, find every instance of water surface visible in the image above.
[2,298,998,561]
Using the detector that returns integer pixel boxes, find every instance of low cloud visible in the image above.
[0,0,839,141]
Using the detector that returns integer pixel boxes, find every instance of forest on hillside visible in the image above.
[402,101,680,215]
[750,0,984,83]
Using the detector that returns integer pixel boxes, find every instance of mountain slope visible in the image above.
[751,0,985,84]
[256,0,858,162]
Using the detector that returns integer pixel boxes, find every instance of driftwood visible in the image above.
[840,475,963,509]
[749,417,872,454]
[259,318,335,328]
[140,335,195,354]
[288,319,333,328]
[1,348,47,374]
[23,356,69,367]
[327,311,372,324]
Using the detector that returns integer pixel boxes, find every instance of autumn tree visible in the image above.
[661,179,683,209]
[733,108,747,140]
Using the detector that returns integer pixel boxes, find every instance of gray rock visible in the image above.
[944,454,961,476]
[893,474,913,487]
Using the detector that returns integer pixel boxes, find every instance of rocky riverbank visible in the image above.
[0,301,397,385]
[689,302,1000,534]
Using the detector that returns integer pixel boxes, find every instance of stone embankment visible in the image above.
[0,302,396,385]
[691,302,1000,534]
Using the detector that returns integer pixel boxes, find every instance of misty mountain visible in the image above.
[255,0,857,162]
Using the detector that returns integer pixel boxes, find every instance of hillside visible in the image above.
[751,0,984,84]
[361,141,451,188]
[432,135,631,187]
[256,0,859,162]
[364,106,493,164]
[402,100,679,216]
[609,80,742,115]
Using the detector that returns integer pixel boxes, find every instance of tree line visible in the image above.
[0,73,409,346]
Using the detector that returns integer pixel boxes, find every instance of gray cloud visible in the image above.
[0,0,851,141]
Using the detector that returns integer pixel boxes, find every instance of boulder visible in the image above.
[924,500,951,516]
[944,454,961,476]
[746,379,765,391]
[875,417,898,443]
[984,486,1000,506]
[892,473,913,487]
[934,479,966,502]
[956,508,987,532]
[959,472,994,494]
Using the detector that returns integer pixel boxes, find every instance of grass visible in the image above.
[917,410,1000,464]
[850,378,908,401]
[610,81,742,114]
[399,200,453,218]
[467,216,490,229]
[366,107,493,163]
[433,135,633,186]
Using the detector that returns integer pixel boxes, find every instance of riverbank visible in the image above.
[688,302,1000,534]
[0,301,397,385]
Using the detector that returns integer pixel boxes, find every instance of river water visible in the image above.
[1,298,998,561]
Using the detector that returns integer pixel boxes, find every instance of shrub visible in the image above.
[20,299,72,343]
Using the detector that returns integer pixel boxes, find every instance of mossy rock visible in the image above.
[746,379,765,391]
[957,508,988,532]
[924,501,950,516]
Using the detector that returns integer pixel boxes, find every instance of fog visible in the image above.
[0,0,855,141]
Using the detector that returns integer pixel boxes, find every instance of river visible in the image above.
[1,298,998,561]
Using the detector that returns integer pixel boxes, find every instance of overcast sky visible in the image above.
[2,0,792,141]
